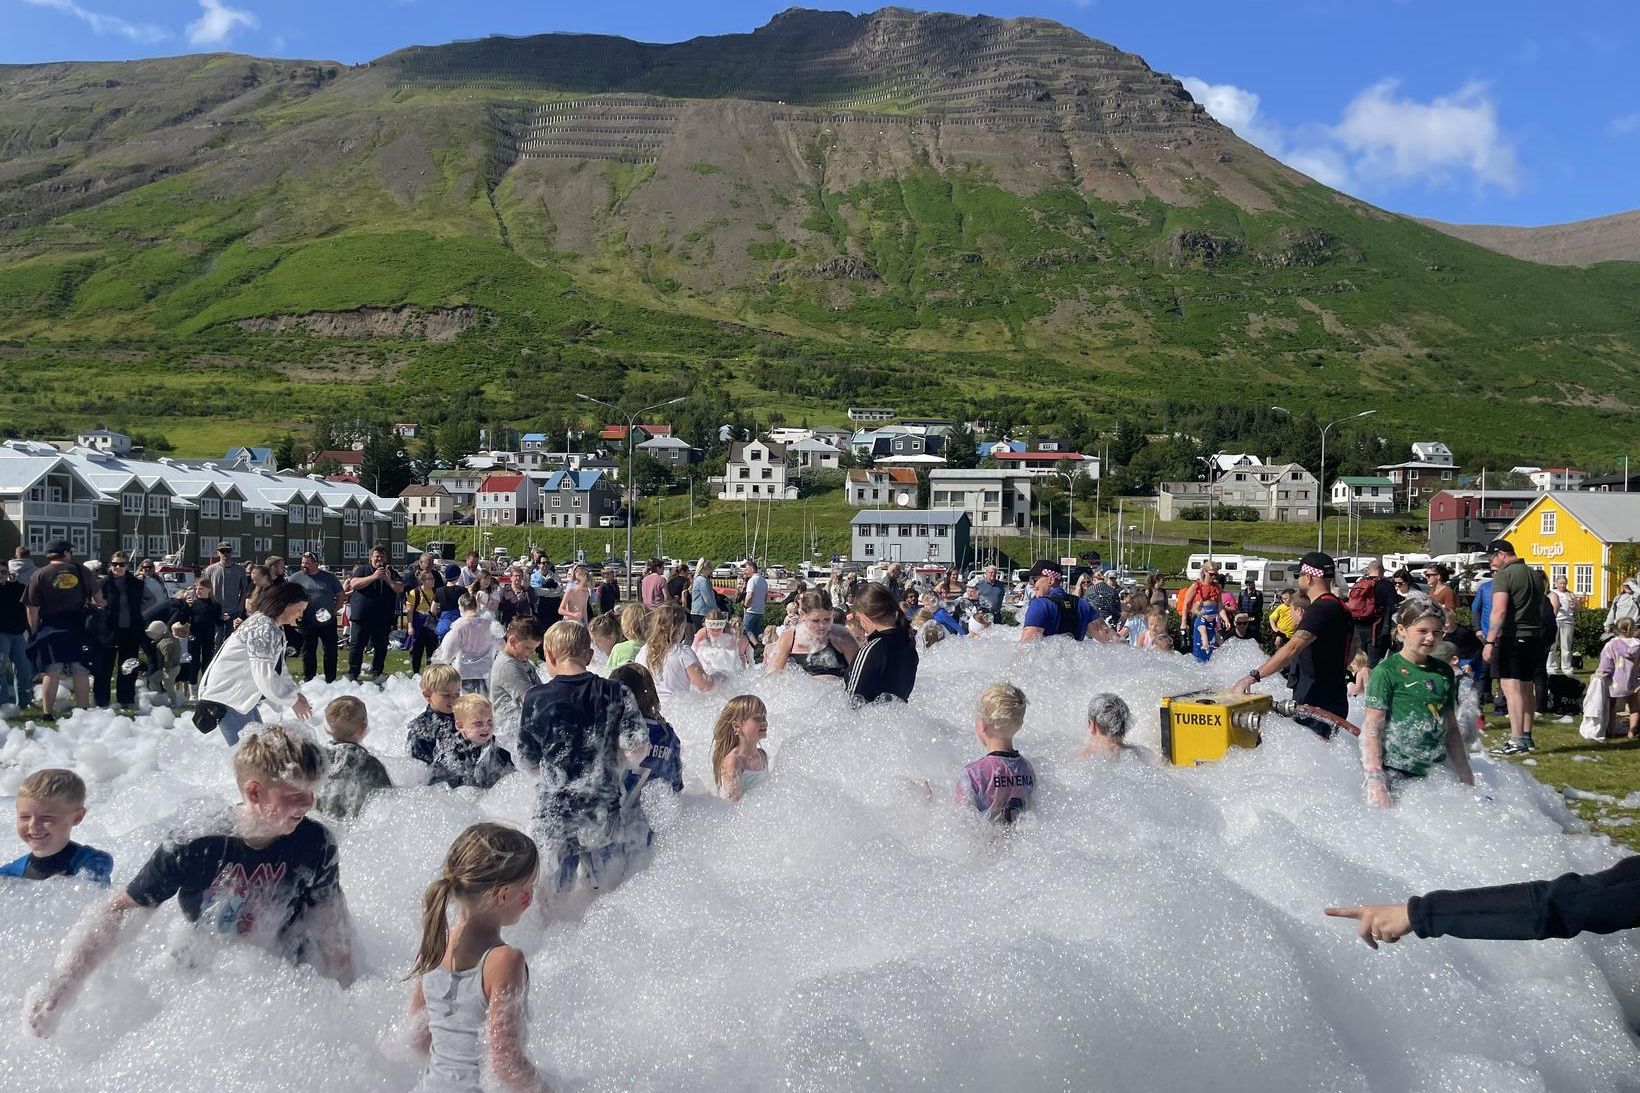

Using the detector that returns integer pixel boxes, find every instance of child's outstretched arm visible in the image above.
[484,947,553,1092]
[24,892,149,1037]
[1358,708,1391,808]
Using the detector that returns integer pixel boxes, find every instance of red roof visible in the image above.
[848,467,918,484]
[313,449,364,466]
[599,424,673,441]
[994,451,1087,462]
[480,474,526,492]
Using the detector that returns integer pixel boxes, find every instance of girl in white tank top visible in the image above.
[410,823,553,1093]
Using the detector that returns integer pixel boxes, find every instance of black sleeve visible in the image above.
[516,689,544,769]
[848,638,887,703]
[125,839,192,907]
[304,827,342,907]
[1408,857,1640,941]
[1374,579,1396,614]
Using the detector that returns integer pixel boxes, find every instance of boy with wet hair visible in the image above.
[430,693,516,790]
[956,683,1036,823]
[23,726,354,1038]
[407,663,462,765]
[588,612,622,665]
[488,617,543,754]
[3,768,112,884]
[316,695,392,819]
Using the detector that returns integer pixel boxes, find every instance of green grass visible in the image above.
[1488,713,1640,852]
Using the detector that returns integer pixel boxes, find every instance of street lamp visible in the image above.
[1193,450,1230,560]
[575,393,686,600]
[1272,406,1376,551]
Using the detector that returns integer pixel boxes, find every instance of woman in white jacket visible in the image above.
[197,582,312,745]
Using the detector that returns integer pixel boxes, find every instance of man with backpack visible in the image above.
[1345,560,1396,666]
[1019,560,1112,643]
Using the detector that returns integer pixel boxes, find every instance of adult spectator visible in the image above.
[1470,571,1505,717]
[1020,560,1109,642]
[640,559,667,607]
[22,539,100,718]
[531,561,562,632]
[135,558,170,623]
[1232,552,1353,737]
[1605,577,1640,635]
[288,551,343,682]
[973,565,1005,617]
[688,559,716,633]
[845,583,918,705]
[413,551,446,590]
[457,551,483,588]
[882,563,906,604]
[1483,539,1548,756]
[1146,573,1168,611]
[1177,561,1227,647]
[11,546,37,589]
[1424,563,1458,633]
[595,571,619,618]
[1325,856,1640,948]
[1237,577,1266,643]
[1549,575,1582,675]
[1085,569,1122,629]
[195,581,312,746]
[496,567,535,627]
[96,552,147,709]
[740,560,769,645]
[1345,560,1396,667]
[264,555,288,586]
[404,570,442,674]
[0,562,31,711]
[345,544,402,681]
[665,562,690,609]
[201,541,250,644]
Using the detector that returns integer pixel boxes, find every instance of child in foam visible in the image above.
[692,610,751,677]
[1076,691,1159,765]
[609,663,684,799]
[1360,600,1476,808]
[712,694,770,803]
[3,768,112,884]
[316,695,392,819]
[637,604,714,701]
[1595,617,1640,740]
[431,694,517,791]
[606,603,648,671]
[409,823,553,1093]
[408,663,464,765]
[956,682,1034,823]
[517,621,649,909]
[25,726,354,1038]
[434,594,503,695]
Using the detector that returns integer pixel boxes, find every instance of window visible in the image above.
[27,486,43,502]
[984,490,1000,504]
[1575,564,1594,596]
[871,489,881,501]
[935,525,949,537]
[392,514,405,529]
[344,509,359,527]
[898,525,911,537]
[1540,510,1556,535]
[343,541,358,560]
[257,537,273,553]
[309,506,324,523]
[761,468,772,480]
[228,537,242,556]
[223,500,241,519]
[877,524,889,536]
[254,512,272,528]
[71,527,88,552]
[1550,564,1567,586]
[121,533,140,553]
[738,468,750,479]
[735,484,745,495]
[122,492,144,515]
[146,535,165,556]
[27,526,45,551]
[863,542,876,557]
[917,525,929,537]
[200,498,220,519]
[148,495,169,515]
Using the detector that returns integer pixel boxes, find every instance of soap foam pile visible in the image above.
[2,630,1637,1092]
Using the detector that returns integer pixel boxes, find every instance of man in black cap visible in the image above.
[20,539,101,717]
[1019,559,1111,643]
[1232,551,1352,736]
[1482,538,1549,756]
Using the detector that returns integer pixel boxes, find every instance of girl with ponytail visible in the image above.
[409,823,552,1092]
[639,603,714,701]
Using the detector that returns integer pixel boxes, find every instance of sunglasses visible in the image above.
[110,562,127,569]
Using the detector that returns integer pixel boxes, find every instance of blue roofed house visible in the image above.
[225,447,277,472]
[540,470,621,527]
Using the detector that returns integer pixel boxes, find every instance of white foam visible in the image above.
[1,633,1636,1091]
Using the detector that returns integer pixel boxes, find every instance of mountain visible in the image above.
[1,7,1638,467]
[1419,209,1640,267]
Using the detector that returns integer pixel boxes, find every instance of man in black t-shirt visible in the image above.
[344,545,402,681]
[23,727,354,1039]
[1232,551,1354,736]
[21,540,101,717]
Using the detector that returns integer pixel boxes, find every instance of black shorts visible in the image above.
[1494,635,1546,681]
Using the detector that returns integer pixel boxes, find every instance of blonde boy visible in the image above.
[430,693,515,790]
[4,768,112,884]
[955,683,1035,823]
[24,726,354,1038]
[407,662,462,764]
[316,695,391,819]
[588,612,622,661]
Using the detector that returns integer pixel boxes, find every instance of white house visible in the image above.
[1330,476,1396,514]
[1529,467,1586,492]
[475,473,537,526]
[400,483,454,527]
[712,439,798,501]
[1156,463,1319,522]
[1411,441,1455,467]
[787,437,843,471]
[927,468,1037,529]
[847,467,920,507]
[76,429,133,455]
[847,407,896,423]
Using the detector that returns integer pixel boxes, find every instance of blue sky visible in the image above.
[7,0,1636,226]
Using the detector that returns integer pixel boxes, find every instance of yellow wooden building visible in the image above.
[1497,493,1640,608]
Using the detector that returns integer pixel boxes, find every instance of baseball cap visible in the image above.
[1298,551,1336,579]
[1027,559,1063,581]
[1486,538,1515,556]
[45,538,73,557]
[215,540,234,553]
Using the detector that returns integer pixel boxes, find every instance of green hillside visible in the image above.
[1,9,1637,465]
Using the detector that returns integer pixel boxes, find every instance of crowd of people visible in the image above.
[6,537,1638,1090]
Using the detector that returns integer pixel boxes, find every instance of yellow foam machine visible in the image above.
[1158,690,1271,767]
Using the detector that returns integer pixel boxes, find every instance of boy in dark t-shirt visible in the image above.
[23,726,354,1039]
[518,622,647,906]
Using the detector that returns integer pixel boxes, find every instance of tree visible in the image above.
[438,419,481,465]
[270,434,300,472]
[412,431,439,482]
[946,423,980,469]
[630,452,673,496]
[360,427,414,497]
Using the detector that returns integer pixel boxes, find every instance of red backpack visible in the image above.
[1346,576,1379,621]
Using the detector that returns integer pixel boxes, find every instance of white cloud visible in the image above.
[22,0,168,43]
[1181,74,1520,196]
[186,0,259,46]
[1613,113,1640,136]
